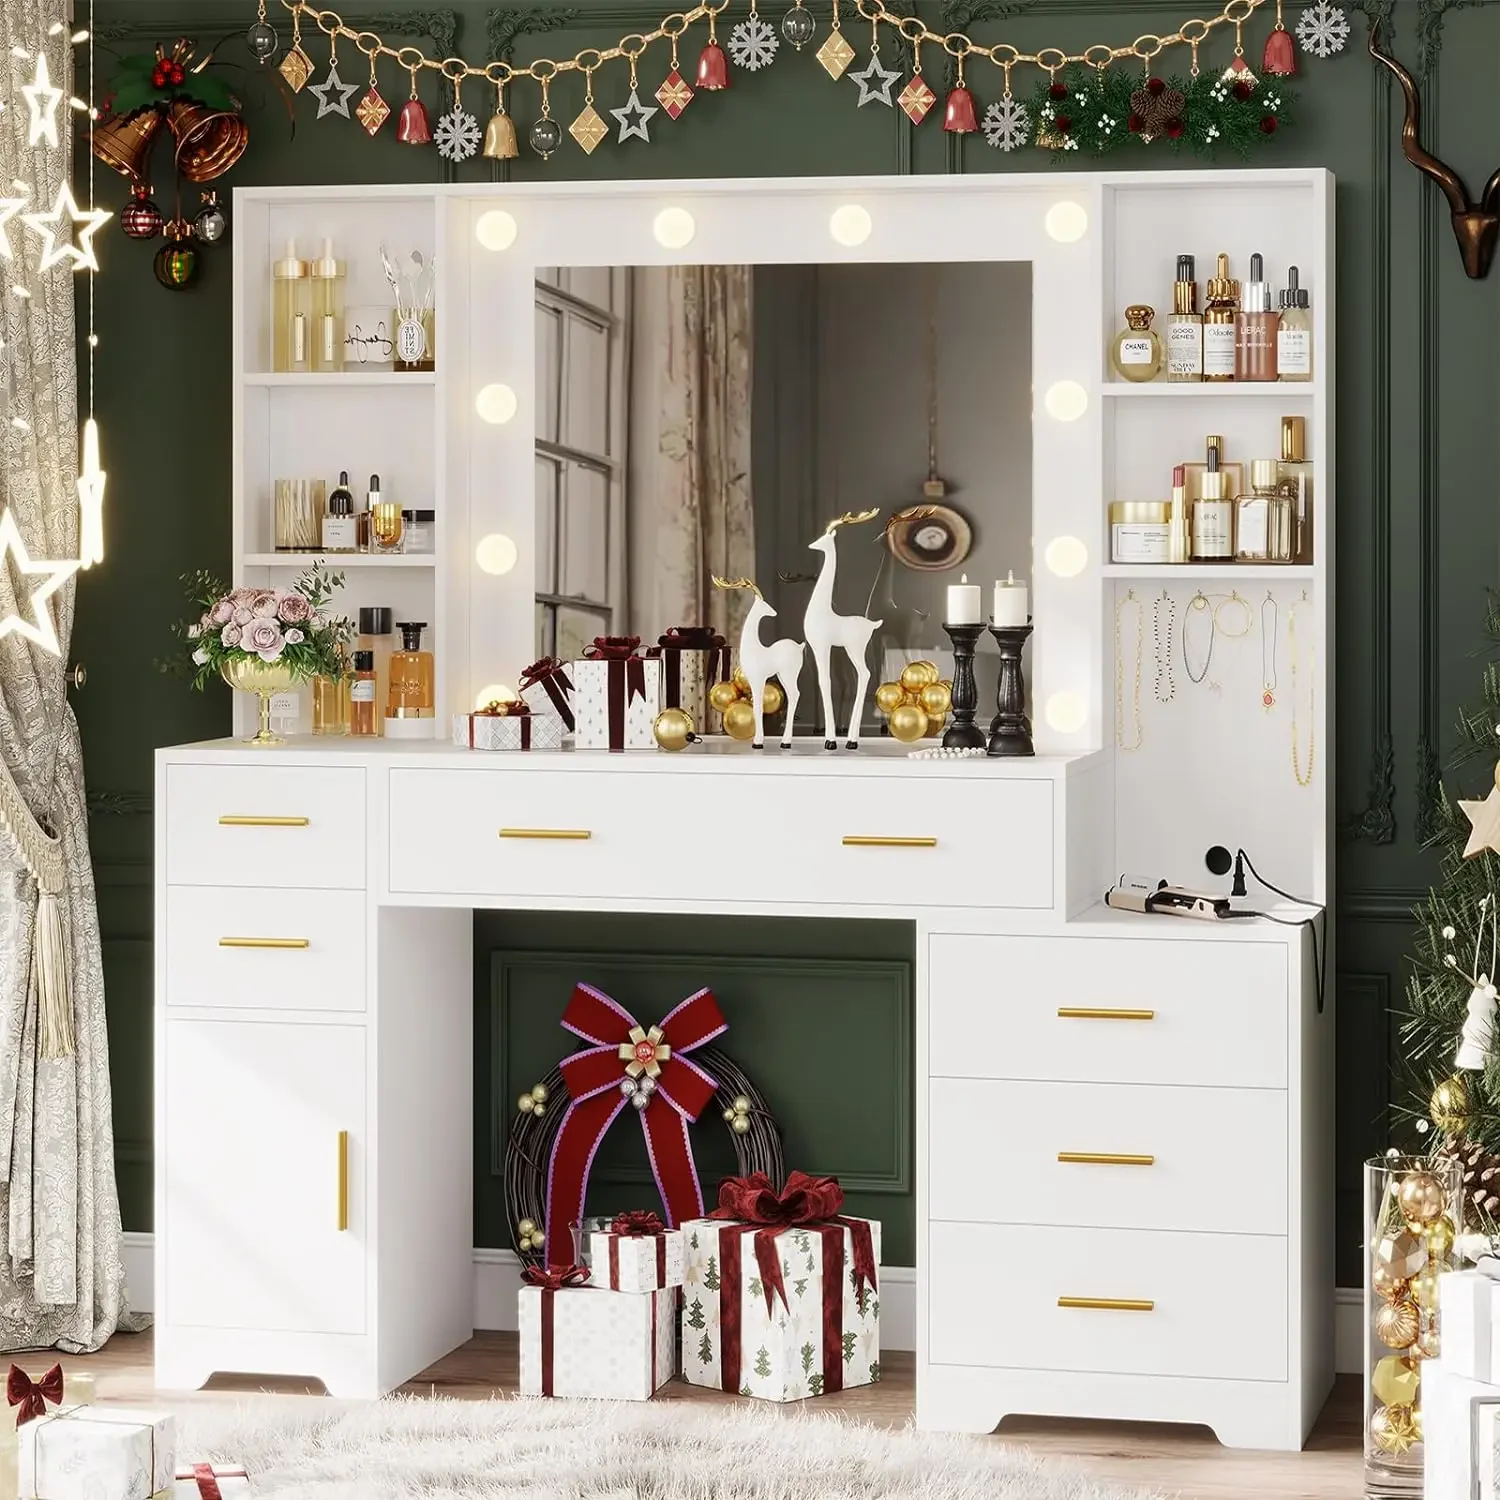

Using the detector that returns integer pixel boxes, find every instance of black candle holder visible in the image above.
[986,623,1034,757]
[940,622,987,750]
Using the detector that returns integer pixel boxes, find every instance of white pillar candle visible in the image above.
[992,571,1029,628]
[946,574,982,625]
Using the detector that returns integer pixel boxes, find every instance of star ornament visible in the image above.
[21,52,63,148]
[308,56,359,119]
[0,195,28,261]
[611,87,657,143]
[848,49,900,107]
[0,507,81,656]
[1460,780,1500,859]
[21,182,111,274]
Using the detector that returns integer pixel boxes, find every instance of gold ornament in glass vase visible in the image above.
[1373,1297,1419,1350]
[1398,1170,1447,1228]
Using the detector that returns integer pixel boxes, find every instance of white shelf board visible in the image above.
[243,552,438,569]
[242,371,435,388]
[1101,563,1316,580]
[1100,381,1319,398]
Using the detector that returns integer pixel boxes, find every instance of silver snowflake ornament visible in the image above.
[1296,1,1349,58]
[981,92,1029,151]
[434,106,481,162]
[729,14,779,71]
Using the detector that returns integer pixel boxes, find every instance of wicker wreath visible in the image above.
[504,1045,784,1265]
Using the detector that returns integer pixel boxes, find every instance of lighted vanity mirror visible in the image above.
[533,261,1032,735]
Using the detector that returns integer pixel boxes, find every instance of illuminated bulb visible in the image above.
[475,532,518,576]
[48,22,62,35]
[76,417,105,569]
[1043,380,1088,422]
[71,29,90,42]
[1044,201,1088,243]
[653,206,696,249]
[475,209,518,252]
[68,97,87,112]
[475,383,518,424]
[1043,536,1088,578]
[10,285,29,299]
[10,416,28,432]
[1044,691,1088,735]
[474,683,515,710]
[829,204,871,247]
[87,333,97,347]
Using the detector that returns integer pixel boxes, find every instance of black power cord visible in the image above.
[1207,845,1327,1014]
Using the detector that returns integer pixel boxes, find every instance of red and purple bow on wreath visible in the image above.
[544,982,726,1266]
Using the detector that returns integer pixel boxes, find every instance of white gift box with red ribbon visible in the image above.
[518,1282,677,1400]
[588,1218,686,1293]
[173,1463,251,1498]
[18,1405,175,1500]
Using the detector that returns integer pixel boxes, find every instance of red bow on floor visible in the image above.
[610,1210,666,1237]
[521,1263,591,1290]
[7,1363,63,1425]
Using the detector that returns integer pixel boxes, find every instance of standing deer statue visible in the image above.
[804,508,882,750]
[711,576,804,750]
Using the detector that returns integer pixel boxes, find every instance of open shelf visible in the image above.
[1102,563,1315,580]
[243,551,438,569]
[243,371,436,387]
[1100,381,1319,398]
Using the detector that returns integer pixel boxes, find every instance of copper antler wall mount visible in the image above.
[1369,21,1500,279]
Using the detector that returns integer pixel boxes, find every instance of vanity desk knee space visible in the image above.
[155,171,1334,1449]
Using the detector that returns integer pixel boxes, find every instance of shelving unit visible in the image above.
[243,371,436,388]
[1101,563,1316,580]
[1101,380,1320,397]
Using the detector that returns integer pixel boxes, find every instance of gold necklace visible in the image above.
[1115,590,1143,751]
[1289,596,1314,787]
[1182,591,1214,684]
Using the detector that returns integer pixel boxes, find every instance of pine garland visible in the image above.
[1027,65,1291,161]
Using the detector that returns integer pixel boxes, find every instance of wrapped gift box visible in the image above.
[452,706,565,751]
[589,1215,686,1293]
[572,645,661,751]
[19,1406,175,1500]
[648,628,730,734]
[1443,1269,1500,1382]
[1424,1359,1500,1499]
[518,1282,677,1400]
[174,1464,251,1498]
[679,1213,881,1402]
[519,657,576,735]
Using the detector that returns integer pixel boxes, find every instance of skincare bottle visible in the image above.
[271,241,309,373]
[1235,252,1278,382]
[1277,414,1315,563]
[402,508,435,554]
[309,238,346,372]
[1110,305,1164,382]
[1183,434,1244,506]
[370,477,404,555]
[1235,460,1293,563]
[356,475,374,551]
[321,470,358,552]
[349,650,378,737]
[1277,267,1313,382]
[1192,446,1234,561]
[1166,255,1203,382]
[357,606,394,735]
[1202,253,1239,383]
[386,621,435,737]
[1169,464,1191,563]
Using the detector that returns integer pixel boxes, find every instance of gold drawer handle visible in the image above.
[1056,1007,1155,1021]
[1058,1297,1154,1313]
[1057,1152,1155,1167]
[218,937,310,950]
[218,815,310,827]
[841,836,938,848]
[336,1130,349,1232]
[499,828,592,840]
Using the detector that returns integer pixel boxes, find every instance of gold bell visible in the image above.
[483,109,519,160]
[92,107,166,180]
[167,98,248,183]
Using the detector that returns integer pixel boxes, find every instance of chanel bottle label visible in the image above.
[1202,324,1236,377]
[396,317,427,363]
[1118,337,1154,365]
[1167,323,1202,376]
[1278,327,1311,375]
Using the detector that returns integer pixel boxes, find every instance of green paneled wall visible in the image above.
[81,0,1500,1285]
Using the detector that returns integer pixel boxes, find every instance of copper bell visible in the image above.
[482,109,518,160]
[167,99,249,183]
[695,40,729,90]
[942,85,978,133]
[397,98,432,145]
[92,107,166,180]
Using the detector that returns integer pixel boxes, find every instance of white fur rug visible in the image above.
[176,1396,1159,1499]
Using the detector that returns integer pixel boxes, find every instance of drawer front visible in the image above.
[166,764,366,890]
[928,1222,1287,1381]
[165,886,366,1014]
[929,933,1287,1089]
[929,1079,1287,1235]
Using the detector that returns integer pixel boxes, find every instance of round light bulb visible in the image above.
[653,206,696,250]
[475,209,518,252]
[1045,201,1089,243]
[1044,691,1088,735]
[475,683,515,710]
[1043,536,1088,578]
[475,532,519,576]
[829,204,872,247]
[475,383,518,425]
[1043,380,1088,422]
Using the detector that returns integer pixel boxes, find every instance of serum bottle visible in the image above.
[1202,253,1239,383]
[1277,267,1313,382]
[321,471,358,552]
[1166,255,1203,382]
[1191,446,1234,561]
[1234,252,1278,382]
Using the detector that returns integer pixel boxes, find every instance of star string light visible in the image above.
[20,181,110,274]
[21,50,63,147]
[0,507,81,655]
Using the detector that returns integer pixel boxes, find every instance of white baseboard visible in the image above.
[1335,1284,1362,1375]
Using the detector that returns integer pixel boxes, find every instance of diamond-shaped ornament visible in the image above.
[656,68,693,119]
[816,28,855,79]
[569,102,609,155]
[279,44,313,92]
[356,86,390,136]
[898,74,936,124]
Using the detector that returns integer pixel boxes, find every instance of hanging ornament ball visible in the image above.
[192,192,228,244]
[153,237,200,291]
[731,1112,751,1134]
[888,703,930,744]
[529,116,563,158]
[1425,1213,1456,1265]
[247,19,279,62]
[653,707,696,752]
[1373,1297,1420,1350]
[1431,1074,1471,1136]
[722,700,757,741]
[760,679,785,717]
[1369,1402,1419,1456]
[710,680,742,713]
[781,2,816,49]
[900,660,940,692]
[875,681,906,714]
[121,184,164,240]
[919,681,954,717]
[1398,1171,1447,1229]
[1372,1353,1422,1408]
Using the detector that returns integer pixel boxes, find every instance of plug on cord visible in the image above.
[1205,845,1248,897]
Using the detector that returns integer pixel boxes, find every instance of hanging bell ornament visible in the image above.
[696,12,731,90]
[397,66,433,144]
[153,220,199,290]
[120,181,164,240]
[192,190,228,244]
[781,1,816,49]
[483,82,519,160]
[1262,0,1298,74]
[943,56,978,134]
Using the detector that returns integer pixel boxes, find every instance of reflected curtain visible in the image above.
[0,0,134,1351]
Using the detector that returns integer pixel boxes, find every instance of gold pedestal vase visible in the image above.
[221,658,299,747]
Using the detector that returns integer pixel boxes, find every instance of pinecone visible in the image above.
[1447,1138,1500,1226]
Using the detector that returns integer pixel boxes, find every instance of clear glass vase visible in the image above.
[1364,1152,1463,1496]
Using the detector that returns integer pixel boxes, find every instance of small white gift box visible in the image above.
[589,1218,685,1293]
[571,650,661,751]
[518,658,576,734]
[19,1405,175,1500]
[452,709,565,751]
[518,1281,677,1400]
[174,1463,251,1497]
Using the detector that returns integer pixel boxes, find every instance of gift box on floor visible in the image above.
[589,1211,685,1293]
[1442,1269,1500,1382]
[680,1171,881,1402]
[519,657,576,735]
[1423,1358,1500,1499]
[18,1405,175,1500]
[518,1265,678,1400]
[571,639,661,751]
[647,628,730,733]
[174,1463,251,1497]
[452,702,565,751]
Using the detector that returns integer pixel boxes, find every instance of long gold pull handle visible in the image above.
[841,836,939,848]
[499,828,592,840]
[1057,1152,1155,1167]
[1056,1007,1155,1021]
[218,937,310,950]
[1058,1297,1154,1312]
[218,815,310,827]
[336,1130,349,1232]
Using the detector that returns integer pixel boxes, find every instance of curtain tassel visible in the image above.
[33,888,72,1060]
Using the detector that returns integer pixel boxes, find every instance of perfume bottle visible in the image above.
[271,241,309,373]
[310,238,346,372]
[357,606,394,736]
[349,649,378,737]
[1277,415,1315,563]
[1202,253,1239,383]
[1110,305,1164,382]
[386,621,435,737]
[1235,252,1278,382]
[1277,267,1313,382]
[1236,460,1294,563]
[321,471,357,552]
[1166,255,1203,382]
[1191,446,1234,561]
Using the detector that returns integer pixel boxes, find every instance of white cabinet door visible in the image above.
[163,1018,366,1336]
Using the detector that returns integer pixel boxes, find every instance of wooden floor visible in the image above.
[57,1329,1362,1499]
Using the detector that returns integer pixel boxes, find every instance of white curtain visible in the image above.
[0,0,134,1351]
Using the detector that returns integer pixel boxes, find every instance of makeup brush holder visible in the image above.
[986,623,1034,757]
[940,623,987,750]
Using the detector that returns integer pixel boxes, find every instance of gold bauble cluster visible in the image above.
[712,667,785,741]
[721,1093,753,1135]
[516,1081,548,1117]
[516,1216,545,1253]
[874,660,951,743]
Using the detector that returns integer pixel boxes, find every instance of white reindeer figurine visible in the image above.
[712,576,804,750]
[804,508,882,750]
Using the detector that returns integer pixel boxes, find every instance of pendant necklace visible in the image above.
[1182,591,1214,685]
[1260,593,1278,711]
[1152,591,1176,703]
[1115,590,1144,750]
[1289,593,1315,786]
[1207,590,1252,694]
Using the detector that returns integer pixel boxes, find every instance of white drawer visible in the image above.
[928,1222,1287,1382]
[929,1079,1286,1235]
[929,933,1287,1088]
[165,886,366,1013]
[166,764,366,890]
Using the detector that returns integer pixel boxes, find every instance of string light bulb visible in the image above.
[20,51,62,146]
[76,418,105,568]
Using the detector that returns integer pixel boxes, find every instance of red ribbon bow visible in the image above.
[7,1363,63,1426]
[521,1262,591,1290]
[610,1209,666,1237]
[657,627,725,652]
[584,636,643,661]
[544,983,726,1265]
[520,656,570,688]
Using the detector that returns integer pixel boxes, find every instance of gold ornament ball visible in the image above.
[1398,1171,1447,1229]
[732,1095,751,1114]
[722,1107,736,1123]
[1375,1229,1428,1284]
[761,679,785,716]
[875,681,906,714]
[723,700,757,741]
[1425,1214,1456,1266]
[1373,1297,1420,1350]
[710,680,742,713]
[530,1083,548,1105]
[1414,1324,1441,1361]
[732,665,750,691]
[1410,1261,1442,1312]
[900,660,939,692]
[1369,1403,1420,1456]
[731,1113,751,1134]
[653,707,696,752]
[1372,1265,1410,1303]
[518,1217,536,1238]
[1372,1354,1421,1408]
[888,702,930,744]
[919,681,953,717]
[517,1092,537,1114]
[1430,1074,1471,1136]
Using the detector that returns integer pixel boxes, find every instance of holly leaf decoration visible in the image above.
[105,50,242,120]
